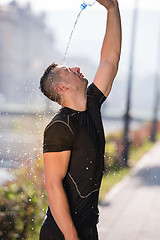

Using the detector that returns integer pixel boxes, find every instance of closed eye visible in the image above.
[68,68,75,75]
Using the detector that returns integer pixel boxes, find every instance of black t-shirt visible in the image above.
[43,83,106,230]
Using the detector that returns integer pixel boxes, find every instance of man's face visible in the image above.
[54,65,88,91]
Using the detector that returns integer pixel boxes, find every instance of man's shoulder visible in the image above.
[87,83,106,106]
[44,108,75,136]
[43,109,75,153]
[52,108,68,122]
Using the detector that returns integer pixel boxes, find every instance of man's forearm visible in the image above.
[93,0,122,97]
[101,2,122,64]
[46,180,79,240]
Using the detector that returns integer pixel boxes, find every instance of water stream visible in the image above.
[62,9,83,63]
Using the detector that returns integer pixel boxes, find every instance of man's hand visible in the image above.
[96,0,118,11]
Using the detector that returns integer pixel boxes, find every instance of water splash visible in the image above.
[62,9,83,63]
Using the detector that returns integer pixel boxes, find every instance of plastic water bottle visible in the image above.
[80,0,96,10]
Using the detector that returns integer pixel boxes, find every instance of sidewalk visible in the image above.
[98,141,160,240]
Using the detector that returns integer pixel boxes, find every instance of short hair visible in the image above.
[39,62,62,104]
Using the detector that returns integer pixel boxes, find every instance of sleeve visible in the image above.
[87,83,106,106]
[43,121,74,153]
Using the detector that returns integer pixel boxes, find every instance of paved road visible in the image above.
[98,141,160,240]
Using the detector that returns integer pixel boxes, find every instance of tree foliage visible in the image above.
[0,156,47,240]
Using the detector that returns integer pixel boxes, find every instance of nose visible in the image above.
[70,67,80,74]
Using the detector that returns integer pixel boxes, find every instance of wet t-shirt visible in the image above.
[43,83,106,230]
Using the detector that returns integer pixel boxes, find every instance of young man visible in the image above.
[39,0,121,239]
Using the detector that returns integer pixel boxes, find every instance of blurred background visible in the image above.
[0,0,160,239]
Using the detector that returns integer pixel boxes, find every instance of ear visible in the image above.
[55,83,69,93]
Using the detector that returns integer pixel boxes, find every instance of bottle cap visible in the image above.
[80,3,87,10]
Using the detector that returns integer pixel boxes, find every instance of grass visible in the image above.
[129,140,154,165]
[99,165,130,201]
[99,133,160,202]
[157,131,160,140]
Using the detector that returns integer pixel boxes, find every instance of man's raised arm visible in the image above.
[93,0,122,97]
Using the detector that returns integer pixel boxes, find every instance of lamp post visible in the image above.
[150,78,160,142]
[122,0,138,166]
[150,23,160,142]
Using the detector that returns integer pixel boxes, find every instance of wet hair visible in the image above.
[39,62,62,104]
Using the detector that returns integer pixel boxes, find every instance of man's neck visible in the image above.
[62,94,87,112]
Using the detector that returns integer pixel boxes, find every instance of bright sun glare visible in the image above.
[1,0,160,12]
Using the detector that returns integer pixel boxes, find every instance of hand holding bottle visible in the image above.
[96,0,118,11]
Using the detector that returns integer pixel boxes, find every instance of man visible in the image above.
[39,0,121,239]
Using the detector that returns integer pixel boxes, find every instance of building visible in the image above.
[0,1,54,107]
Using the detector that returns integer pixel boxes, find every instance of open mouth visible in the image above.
[79,73,84,78]
[73,71,84,79]
[69,68,85,80]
